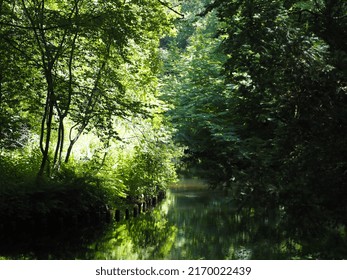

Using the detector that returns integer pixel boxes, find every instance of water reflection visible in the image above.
[166,181,287,259]
[0,190,177,260]
[1,179,345,259]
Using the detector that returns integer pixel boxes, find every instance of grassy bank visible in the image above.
[0,133,179,231]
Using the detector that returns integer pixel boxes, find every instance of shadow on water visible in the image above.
[1,179,346,259]
[166,180,291,259]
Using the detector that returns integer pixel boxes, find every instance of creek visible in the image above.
[0,179,303,259]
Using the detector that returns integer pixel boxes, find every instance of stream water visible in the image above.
[0,179,313,259]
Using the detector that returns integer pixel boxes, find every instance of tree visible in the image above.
[163,0,347,252]
[161,0,237,185]
[1,0,172,182]
[211,0,347,232]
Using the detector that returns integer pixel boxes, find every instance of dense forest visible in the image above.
[0,0,346,259]
[161,0,346,257]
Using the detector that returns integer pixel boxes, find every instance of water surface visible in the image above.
[0,179,308,259]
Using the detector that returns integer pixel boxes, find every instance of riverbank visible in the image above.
[0,181,166,235]
[1,180,347,260]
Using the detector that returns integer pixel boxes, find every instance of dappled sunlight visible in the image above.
[0,0,345,260]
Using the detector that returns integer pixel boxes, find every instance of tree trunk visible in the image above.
[37,69,55,181]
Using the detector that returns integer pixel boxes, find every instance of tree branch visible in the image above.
[157,0,184,18]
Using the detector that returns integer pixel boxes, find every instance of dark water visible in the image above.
[1,179,342,259]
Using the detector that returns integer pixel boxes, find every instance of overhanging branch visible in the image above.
[157,0,184,18]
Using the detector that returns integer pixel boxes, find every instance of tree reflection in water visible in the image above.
[1,179,346,259]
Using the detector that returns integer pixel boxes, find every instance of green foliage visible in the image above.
[213,0,347,235]
[0,0,181,226]
[0,143,112,224]
[162,0,347,254]
[161,3,236,185]
[110,119,181,199]
[0,0,175,179]
[0,145,42,190]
